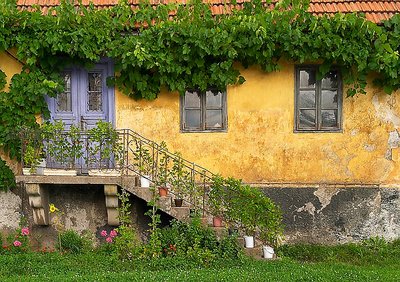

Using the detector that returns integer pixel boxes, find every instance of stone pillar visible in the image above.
[104,184,119,226]
[25,183,49,225]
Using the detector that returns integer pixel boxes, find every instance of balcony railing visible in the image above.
[20,126,216,216]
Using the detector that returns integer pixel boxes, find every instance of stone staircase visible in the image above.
[18,127,276,259]
[123,184,192,222]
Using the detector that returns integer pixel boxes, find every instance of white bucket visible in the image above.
[140,175,151,188]
[263,246,274,259]
[244,235,254,248]
[36,159,46,175]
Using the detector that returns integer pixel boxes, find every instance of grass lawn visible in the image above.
[0,252,399,281]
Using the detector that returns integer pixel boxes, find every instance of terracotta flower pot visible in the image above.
[158,186,168,197]
[212,216,223,227]
[174,198,183,207]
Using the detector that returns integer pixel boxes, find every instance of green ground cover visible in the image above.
[0,246,399,282]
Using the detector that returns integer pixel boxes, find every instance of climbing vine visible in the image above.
[1,0,400,188]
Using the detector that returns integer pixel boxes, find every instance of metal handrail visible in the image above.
[20,127,217,217]
[119,129,216,216]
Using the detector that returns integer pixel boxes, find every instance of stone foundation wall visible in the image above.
[263,187,400,244]
[0,184,159,248]
[0,185,399,245]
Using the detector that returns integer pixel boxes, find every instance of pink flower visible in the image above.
[21,227,29,236]
[105,237,113,243]
[100,230,107,237]
[109,229,117,238]
[13,240,22,247]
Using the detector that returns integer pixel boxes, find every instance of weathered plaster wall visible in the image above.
[116,62,400,185]
[0,184,172,247]
[263,187,400,244]
[0,191,22,230]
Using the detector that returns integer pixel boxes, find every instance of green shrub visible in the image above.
[113,226,141,260]
[0,158,15,191]
[210,176,283,247]
[60,230,91,254]
[218,233,243,260]
[159,218,243,265]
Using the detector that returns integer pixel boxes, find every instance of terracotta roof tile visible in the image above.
[16,0,400,23]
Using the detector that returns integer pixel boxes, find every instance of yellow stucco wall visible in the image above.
[0,51,22,90]
[2,48,399,185]
[116,62,400,185]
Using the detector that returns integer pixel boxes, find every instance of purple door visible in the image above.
[47,61,115,129]
[46,61,115,170]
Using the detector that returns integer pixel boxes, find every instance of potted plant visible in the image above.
[259,200,283,258]
[259,227,276,259]
[86,121,123,176]
[240,185,262,249]
[209,176,226,227]
[23,143,46,175]
[21,126,46,175]
[133,141,153,188]
[41,121,77,176]
[156,142,169,197]
[242,226,256,249]
[169,153,188,207]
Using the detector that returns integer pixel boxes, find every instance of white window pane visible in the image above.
[321,90,338,109]
[184,91,200,108]
[300,69,316,88]
[298,90,316,108]
[299,109,316,129]
[87,72,103,111]
[206,110,223,129]
[185,109,201,129]
[56,72,72,112]
[206,91,222,108]
[322,110,338,128]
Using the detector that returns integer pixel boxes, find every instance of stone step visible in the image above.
[240,242,278,260]
[170,206,190,221]
[123,185,192,221]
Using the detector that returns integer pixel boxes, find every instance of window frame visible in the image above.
[294,65,343,133]
[180,89,228,133]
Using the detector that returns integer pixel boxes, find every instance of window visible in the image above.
[181,90,227,132]
[295,66,342,132]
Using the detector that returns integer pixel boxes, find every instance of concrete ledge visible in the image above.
[16,175,130,185]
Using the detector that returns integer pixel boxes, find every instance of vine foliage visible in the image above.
[1,0,400,188]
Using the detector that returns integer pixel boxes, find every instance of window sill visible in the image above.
[294,129,343,133]
[180,129,228,133]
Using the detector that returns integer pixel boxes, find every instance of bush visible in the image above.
[0,158,15,191]
[159,218,243,265]
[209,176,283,247]
[60,230,91,254]
[112,226,141,260]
